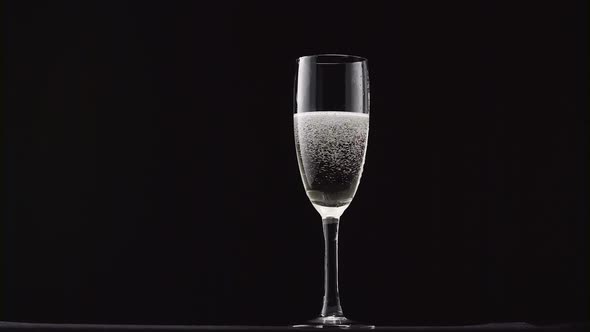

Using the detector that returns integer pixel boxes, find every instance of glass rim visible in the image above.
[297,54,367,64]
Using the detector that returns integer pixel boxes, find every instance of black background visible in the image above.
[2,0,588,327]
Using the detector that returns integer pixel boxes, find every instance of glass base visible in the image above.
[292,316,375,329]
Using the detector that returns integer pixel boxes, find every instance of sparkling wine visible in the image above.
[294,111,369,215]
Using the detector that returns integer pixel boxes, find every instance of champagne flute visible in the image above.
[293,54,373,329]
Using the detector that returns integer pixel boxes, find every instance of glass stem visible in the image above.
[321,217,344,317]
